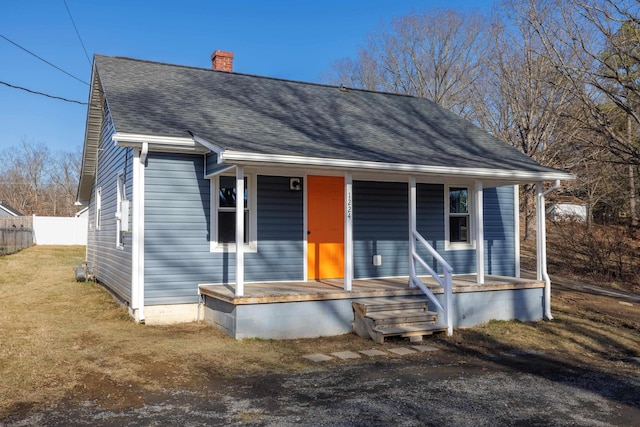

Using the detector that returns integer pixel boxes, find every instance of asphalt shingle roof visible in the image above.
[0,201,23,217]
[95,54,563,174]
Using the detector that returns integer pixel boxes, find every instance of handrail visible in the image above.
[410,229,453,336]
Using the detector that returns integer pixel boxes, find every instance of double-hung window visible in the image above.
[211,174,256,251]
[115,172,129,248]
[446,185,474,250]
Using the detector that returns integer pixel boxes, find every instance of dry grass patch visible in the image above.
[1,245,638,417]
[0,246,369,415]
[441,284,640,379]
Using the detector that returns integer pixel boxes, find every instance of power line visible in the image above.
[63,0,92,67]
[0,80,87,105]
[0,34,89,86]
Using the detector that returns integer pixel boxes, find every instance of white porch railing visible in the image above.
[409,229,453,336]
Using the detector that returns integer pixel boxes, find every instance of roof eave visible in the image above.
[108,133,575,183]
[0,203,22,216]
[112,132,213,154]
[76,61,103,205]
[220,150,575,183]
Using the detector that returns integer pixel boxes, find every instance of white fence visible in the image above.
[33,216,88,245]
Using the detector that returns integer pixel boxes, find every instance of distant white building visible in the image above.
[547,198,589,222]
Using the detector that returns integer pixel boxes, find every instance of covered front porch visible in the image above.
[198,275,545,340]
[215,165,559,339]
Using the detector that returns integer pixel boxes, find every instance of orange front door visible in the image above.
[307,176,344,280]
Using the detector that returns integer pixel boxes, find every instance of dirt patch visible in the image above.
[4,348,639,426]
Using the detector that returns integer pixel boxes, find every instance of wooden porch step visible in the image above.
[352,298,445,344]
[366,310,438,325]
[353,298,430,313]
[373,324,448,337]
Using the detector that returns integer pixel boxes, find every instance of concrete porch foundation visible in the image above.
[199,276,544,340]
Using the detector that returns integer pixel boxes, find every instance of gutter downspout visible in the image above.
[140,141,149,165]
[536,179,561,320]
[131,143,147,324]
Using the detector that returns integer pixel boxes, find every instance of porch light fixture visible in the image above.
[289,178,301,191]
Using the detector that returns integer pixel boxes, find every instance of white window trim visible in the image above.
[445,184,476,251]
[116,171,126,249]
[95,187,102,230]
[210,173,257,253]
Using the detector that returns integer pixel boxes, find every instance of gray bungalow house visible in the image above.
[76,51,572,340]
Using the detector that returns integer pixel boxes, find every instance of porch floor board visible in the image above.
[198,275,544,305]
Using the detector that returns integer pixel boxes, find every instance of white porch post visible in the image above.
[344,172,353,291]
[408,176,417,288]
[475,180,484,284]
[536,183,545,281]
[235,166,244,297]
[536,182,552,319]
[514,185,521,278]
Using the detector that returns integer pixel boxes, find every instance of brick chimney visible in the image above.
[211,50,234,72]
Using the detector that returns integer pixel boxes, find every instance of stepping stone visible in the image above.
[331,351,361,360]
[303,353,333,362]
[388,347,417,356]
[360,349,388,357]
[412,345,439,352]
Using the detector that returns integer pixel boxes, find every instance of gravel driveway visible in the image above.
[6,346,638,427]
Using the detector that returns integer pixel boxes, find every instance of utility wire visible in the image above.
[0,80,87,105]
[0,34,89,86]
[63,0,92,67]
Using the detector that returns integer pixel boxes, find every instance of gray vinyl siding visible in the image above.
[415,183,476,275]
[353,181,409,278]
[484,185,516,276]
[352,181,515,278]
[86,108,134,303]
[416,184,514,276]
[144,153,211,304]
[144,154,304,305]
[205,153,217,176]
[142,158,514,304]
[253,176,305,281]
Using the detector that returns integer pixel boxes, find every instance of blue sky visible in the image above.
[0,0,494,154]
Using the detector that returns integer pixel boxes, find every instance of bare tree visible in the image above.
[49,148,81,216]
[471,2,579,239]
[328,9,489,119]
[325,0,640,233]
[523,0,640,226]
[0,140,81,216]
[560,127,628,227]
[0,140,51,214]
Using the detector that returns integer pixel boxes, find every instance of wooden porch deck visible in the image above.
[198,275,544,305]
